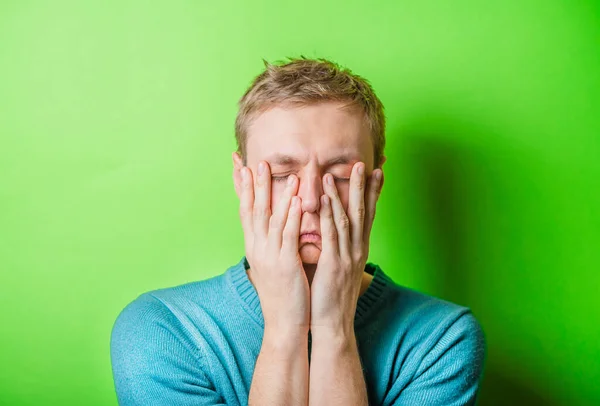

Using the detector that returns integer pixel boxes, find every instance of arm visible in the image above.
[249,327,309,406]
[308,162,383,405]
[235,160,311,406]
[309,328,368,406]
[110,294,227,406]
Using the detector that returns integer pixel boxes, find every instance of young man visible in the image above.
[111,58,485,405]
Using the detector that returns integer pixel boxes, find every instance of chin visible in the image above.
[299,243,321,265]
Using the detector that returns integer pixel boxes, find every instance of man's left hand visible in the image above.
[310,162,383,335]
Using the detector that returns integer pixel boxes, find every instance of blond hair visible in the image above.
[235,57,386,167]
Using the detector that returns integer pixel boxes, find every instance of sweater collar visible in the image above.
[226,256,392,329]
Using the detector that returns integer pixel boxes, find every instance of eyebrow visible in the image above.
[266,153,358,167]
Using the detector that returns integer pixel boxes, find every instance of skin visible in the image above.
[233,102,385,292]
[232,101,386,405]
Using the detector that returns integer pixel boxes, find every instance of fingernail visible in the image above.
[258,162,265,176]
[326,174,333,185]
[241,168,248,182]
[323,195,330,205]
[287,175,294,186]
[374,170,381,181]
[358,164,364,176]
[292,196,298,207]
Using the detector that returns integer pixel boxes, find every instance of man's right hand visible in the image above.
[238,160,310,335]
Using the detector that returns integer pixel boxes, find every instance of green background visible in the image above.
[1,1,598,405]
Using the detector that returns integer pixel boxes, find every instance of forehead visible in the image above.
[245,101,374,168]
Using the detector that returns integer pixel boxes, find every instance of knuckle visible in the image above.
[355,177,365,189]
[255,242,269,258]
[366,204,377,220]
[269,216,282,230]
[282,226,294,240]
[341,257,352,270]
[356,206,366,221]
[242,176,251,189]
[253,206,269,219]
[338,215,350,230]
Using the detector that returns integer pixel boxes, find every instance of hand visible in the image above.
[238,161,310,335]
[310,162,383,334]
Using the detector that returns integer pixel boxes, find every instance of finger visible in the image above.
[319,194,338,256]
[253,161,271,240]
[363,169,383,245]
[282,196,302,254]
[323,173,351,259]
[267,174,298,249]
[347,162,366,254]
[239,167,255,239]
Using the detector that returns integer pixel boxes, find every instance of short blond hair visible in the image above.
[235,57,386,168]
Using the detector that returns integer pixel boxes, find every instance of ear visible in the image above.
[378,155,386,192]
[232,152,244,199]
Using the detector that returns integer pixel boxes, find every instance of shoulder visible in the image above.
[110,274,229,381]
[383,281,483,338]
[110,292,193,364]
[110,274,236,403]
[110,272,229,354]
[372,281,486,402]
[384,282,486,374]
[373,278,485,365]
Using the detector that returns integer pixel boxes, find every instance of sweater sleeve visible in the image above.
[110,293,227,406]
[390,311,486,406]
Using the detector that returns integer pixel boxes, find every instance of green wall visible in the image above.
[1,1,598,405]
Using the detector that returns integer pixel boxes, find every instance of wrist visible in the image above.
[263,325,309,353]
[310,318,355,339]
[310,326,357,352]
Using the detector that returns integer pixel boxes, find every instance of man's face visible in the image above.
[234,101,379,265]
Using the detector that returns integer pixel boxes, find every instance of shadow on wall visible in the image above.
[389,116,562,406]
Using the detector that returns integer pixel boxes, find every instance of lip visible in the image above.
[299,231,321,243]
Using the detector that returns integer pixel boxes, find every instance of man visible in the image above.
[111,57,485,405]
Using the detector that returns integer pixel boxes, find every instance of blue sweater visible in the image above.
[111,257,485,405]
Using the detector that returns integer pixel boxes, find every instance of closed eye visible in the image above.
[271,175,350,183]
[271,175,291,183]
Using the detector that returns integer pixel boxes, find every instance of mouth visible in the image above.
[299,231,321,244]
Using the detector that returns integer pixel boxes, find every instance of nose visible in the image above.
[297,171,323,214]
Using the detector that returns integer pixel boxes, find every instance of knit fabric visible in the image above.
[111,256,485,405]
